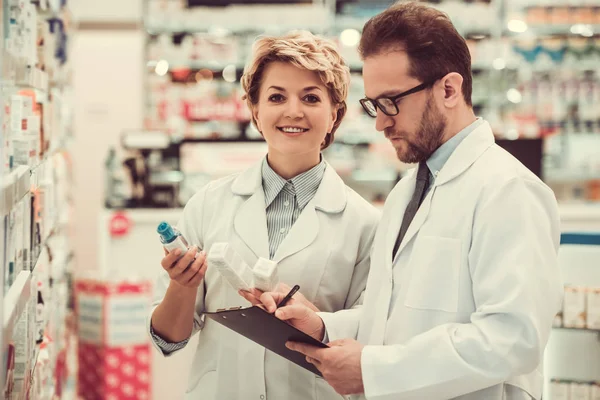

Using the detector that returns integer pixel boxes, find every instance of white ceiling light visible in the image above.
[222,64,237,83]
[492,58,507,70]
[507,88,522,104]
[507,19,528,33]
[340,29,361,47]
[155,60,169,76]
[571,24,594,37]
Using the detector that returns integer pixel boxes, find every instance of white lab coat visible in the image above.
[320,121,563,400]
[149,159,379,400]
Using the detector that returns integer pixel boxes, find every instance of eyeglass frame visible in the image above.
[359,77,442,118]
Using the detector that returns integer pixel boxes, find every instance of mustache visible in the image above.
[384,129,409,141]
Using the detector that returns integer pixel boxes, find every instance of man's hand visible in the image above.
[238,282,320,312]
[239,289,325,341]
[161,246,207,289]
[286,339,365,396]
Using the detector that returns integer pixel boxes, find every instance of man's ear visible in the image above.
[440,72,464,108]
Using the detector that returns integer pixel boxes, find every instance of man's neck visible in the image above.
[441,109,477,144]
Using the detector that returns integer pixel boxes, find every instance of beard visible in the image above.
[387,95,447,164]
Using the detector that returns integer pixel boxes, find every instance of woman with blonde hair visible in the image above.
[149,30,379,399]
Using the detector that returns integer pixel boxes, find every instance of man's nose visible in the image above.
[375,109,393,132]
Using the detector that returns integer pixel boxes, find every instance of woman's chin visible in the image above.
[268,144,320,157]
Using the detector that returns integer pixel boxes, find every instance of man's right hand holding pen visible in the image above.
[239,283,326,342]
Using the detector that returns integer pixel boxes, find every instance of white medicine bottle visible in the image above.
[157,221,189,257]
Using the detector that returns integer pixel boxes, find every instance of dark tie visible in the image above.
[392,162,430,257]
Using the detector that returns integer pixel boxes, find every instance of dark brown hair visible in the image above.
[358,1,473,106]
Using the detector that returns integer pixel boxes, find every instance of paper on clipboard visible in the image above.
[203,305,328,376]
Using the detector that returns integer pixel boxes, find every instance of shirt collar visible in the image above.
[261,156,327,209]
[426,117,484,177]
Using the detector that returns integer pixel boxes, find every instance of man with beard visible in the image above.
[251,2,563,399]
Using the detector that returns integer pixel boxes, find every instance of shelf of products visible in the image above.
[544,234,600,399]
[548,378,600,400]
[139,0,597,206]
[1,0,74,398]
[133,0,600,210]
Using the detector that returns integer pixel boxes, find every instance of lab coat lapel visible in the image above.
[232,161,270,259]
[392,121,496,258]
[272,204,318,262]
[384,169,418,268]
[393,188,434,260]
[273,163,346,263]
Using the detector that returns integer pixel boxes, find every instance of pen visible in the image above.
[277,284,300,308]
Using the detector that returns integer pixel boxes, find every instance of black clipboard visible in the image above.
[203,306,328,376]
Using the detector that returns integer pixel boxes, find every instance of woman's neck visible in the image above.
[266,150,321,180]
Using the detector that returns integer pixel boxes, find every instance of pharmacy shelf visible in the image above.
[508,24,600,37]
[560,205,600,233]
[16,66,49,92]
[1,50,48,92]
[561,232,600,246]
[0,166,31,216]
[553,326,600,333]
[3,271,32,350]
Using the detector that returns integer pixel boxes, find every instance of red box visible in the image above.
[75,280,152,400]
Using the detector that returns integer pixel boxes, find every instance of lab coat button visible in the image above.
[279,228,286,234]
[260,396,265,400]
[284,200,290,207]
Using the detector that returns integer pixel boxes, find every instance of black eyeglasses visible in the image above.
[359,78,440,118]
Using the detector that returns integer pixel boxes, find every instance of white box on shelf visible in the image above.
[571,382,592,400]
[586,288,600,329]
[553,312,563,328]
[548,380,570,400]
[563,286,587,328]
[591,383,600,400]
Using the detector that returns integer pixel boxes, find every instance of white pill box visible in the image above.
[587,288,600,329]
[207,243,253,292]
[571,382,591,400]
[591,383,600,400]
[548,380,570,400]
[253,258,279,292]
[563,286,587,328]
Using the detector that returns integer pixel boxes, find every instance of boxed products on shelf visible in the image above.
[549,379,600,400]
[554,286,600,330]
[75,279,153,400]
[2,0,73,397]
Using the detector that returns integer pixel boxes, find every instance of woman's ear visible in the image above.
[441,72,464,108]
[328,104,338,133]
[252,106,262,132]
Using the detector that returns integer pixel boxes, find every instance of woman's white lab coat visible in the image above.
[149,159,379,400]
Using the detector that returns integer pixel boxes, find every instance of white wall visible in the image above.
[70,0,143,25]
[72,30,144,274]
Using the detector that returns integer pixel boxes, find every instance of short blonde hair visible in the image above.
[241,31,350,149]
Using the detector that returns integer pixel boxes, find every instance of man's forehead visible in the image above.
[363,62,413,98]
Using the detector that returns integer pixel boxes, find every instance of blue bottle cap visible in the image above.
[157,221,176,243]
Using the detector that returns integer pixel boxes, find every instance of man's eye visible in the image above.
[304,94,320,103]
[268,94,285,102]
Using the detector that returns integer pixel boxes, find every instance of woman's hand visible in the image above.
[239,282,320,312]
[161,246,207,289]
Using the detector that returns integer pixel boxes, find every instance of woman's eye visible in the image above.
[304,94,320,103]
[268,94,285,102]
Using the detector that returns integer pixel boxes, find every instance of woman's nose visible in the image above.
[284,98,304,119]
